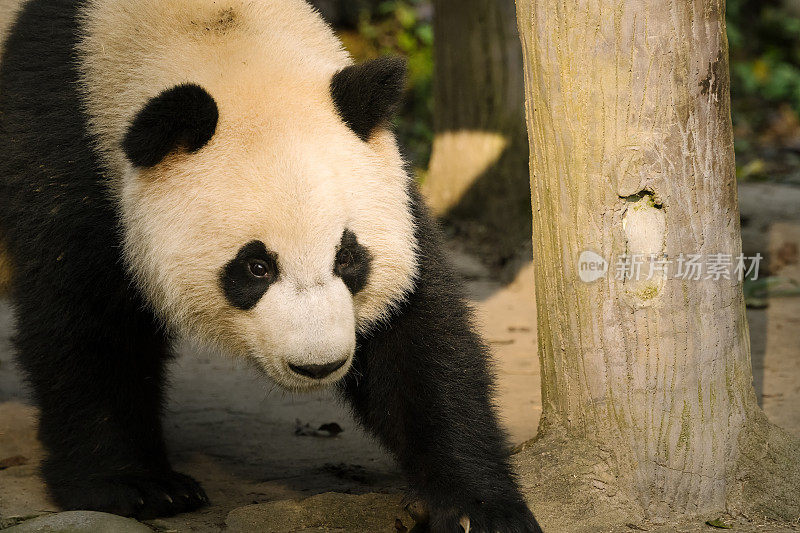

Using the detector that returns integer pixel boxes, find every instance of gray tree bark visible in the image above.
[512,0,800,529]
[423,0,530,265]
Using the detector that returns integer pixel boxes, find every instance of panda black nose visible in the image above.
[288,359,348,379]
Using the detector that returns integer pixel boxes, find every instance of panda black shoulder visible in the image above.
[356,182,473,344]
[0,0,143,311]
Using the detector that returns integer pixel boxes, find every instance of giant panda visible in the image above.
[0,0,542,531]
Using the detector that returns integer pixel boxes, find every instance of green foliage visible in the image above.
[338,1,434,170]
[743,276,800,308]
[705,518,733,529]
[728,0,800,182]
[729,1,800,110]
[336,1,800,180]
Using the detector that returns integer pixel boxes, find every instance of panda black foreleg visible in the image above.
[341,291,541,532]
[12,288,207,519]
[339,201,542,533]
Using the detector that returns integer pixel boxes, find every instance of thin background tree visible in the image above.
[424,0,530,267]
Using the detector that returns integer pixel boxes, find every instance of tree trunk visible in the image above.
[786,0,800,18]
[512,0,800,529]
[0,239,9,296]
[423,0,530,266]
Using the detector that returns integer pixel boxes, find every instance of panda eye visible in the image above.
[333,230,372,295]
[221,241,279,311]
[248,259,270,278]
[336,249,353,270]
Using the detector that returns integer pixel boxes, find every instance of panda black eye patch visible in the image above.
[334,230,372,294]
[220,241,279,310]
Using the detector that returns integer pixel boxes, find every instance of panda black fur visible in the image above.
[0,0,542,531]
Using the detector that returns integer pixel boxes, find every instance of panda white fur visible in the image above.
[0,1,541,531]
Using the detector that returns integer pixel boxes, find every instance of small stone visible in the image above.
[3,511,152,533]
[224,492,410,533]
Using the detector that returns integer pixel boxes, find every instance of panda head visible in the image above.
[119,57,416,391]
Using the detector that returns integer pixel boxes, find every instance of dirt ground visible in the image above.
[0,182,798,532]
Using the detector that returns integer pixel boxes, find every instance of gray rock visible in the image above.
[224,492,413,533]
[3,511,152,533]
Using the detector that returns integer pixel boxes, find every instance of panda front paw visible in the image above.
[411,498,543,533]
[46,469,209,520]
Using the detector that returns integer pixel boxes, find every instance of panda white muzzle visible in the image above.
[256,275,357,388]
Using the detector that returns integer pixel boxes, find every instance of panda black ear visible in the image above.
[122,83,219,168]
[330,56,407,142]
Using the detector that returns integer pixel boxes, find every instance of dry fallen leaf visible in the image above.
[294,419,343,437]
[0,456,28,470]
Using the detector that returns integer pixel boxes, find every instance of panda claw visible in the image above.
[45,467,208,520]
[419,499,541,533]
